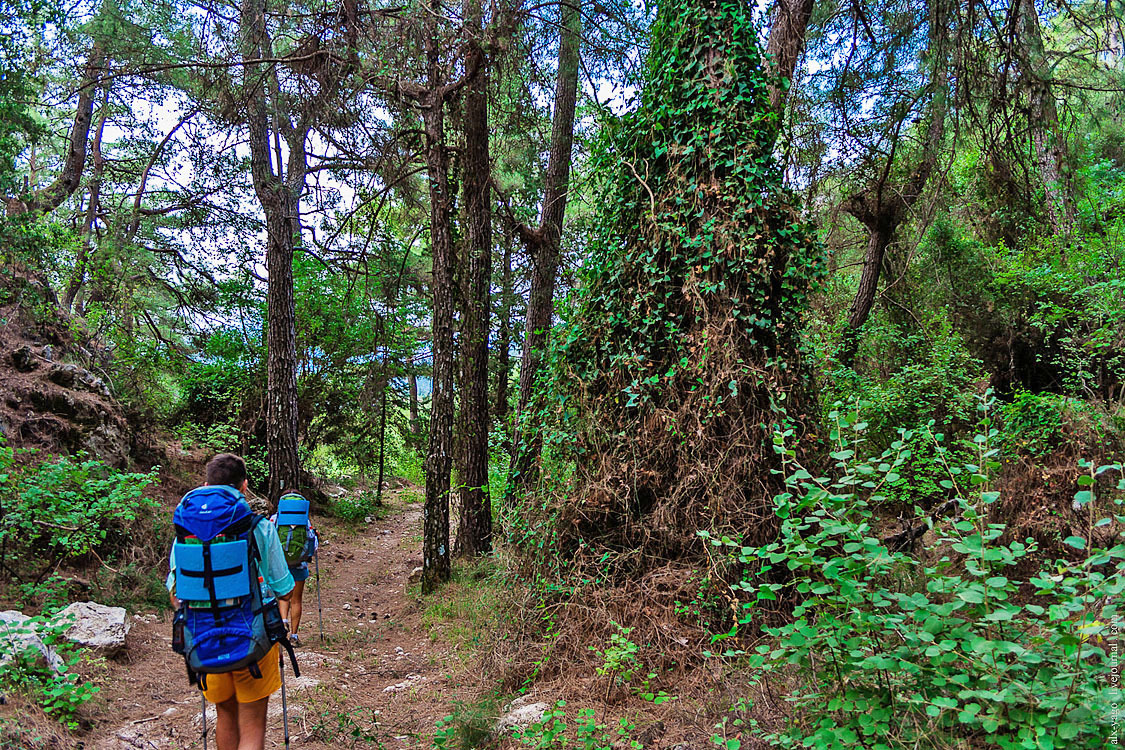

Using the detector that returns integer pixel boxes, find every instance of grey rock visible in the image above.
[47,363,78,388]
[54,601,131,654]
[495,701,550,733]
[10,346,37,372]
[0,610,65,673]
[41,345,54,362]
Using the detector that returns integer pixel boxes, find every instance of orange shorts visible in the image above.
[201,644,280,704]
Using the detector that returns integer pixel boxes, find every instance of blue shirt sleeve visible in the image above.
[165,545,176,592]
[254,519,295,598]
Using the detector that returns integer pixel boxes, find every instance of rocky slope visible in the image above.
[0,268,130,466]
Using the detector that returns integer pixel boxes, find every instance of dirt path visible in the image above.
[86,491,486,749]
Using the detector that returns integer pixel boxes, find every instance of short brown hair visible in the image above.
[206,453,247,489]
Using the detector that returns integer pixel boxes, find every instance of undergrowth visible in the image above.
[0,615,100,729]
[0,438,158,601]
[703,394,1124,748]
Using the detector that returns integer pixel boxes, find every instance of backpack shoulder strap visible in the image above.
[245,515,302,677]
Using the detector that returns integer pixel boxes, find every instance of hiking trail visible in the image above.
[88,490,485,749]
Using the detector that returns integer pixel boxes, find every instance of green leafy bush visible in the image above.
[327,491,382,523]
[704,396,1124,748]
[0,439,158,582]
[998,391,1066,456]
[431,694,500,750]
[0,615,100,727]
[492,702,640,750]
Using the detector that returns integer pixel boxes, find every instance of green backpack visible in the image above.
[276,494,315,566]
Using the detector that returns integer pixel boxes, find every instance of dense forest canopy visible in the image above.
[1,0,1125,745]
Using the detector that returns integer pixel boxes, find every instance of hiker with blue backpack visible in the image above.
[166,453,300,750]
[270,492,320,647]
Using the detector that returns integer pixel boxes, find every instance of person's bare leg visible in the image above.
[289,580,305,634]
[278,595,290,623]
[214,696,240,750]
[236,696,269,750]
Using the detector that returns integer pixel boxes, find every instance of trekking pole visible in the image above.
[201,691,208,750]
[314,550,324,643]
[279,649,291,749]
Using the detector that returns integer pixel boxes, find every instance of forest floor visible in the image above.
[79,489,496,750]
[6,478,723,750]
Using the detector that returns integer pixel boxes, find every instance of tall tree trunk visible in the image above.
[455,0,493,558]
[241,0,302,500]
[765,0,815,115]
[835,0,950,367]
[836,226,894,366]
[376,386,387,506]
[506,0,581,497]
[1013,0,1074,235]
[409,372,420,436]
[494,232,513,431]
[422,4,455,592]
[65,86,110,312]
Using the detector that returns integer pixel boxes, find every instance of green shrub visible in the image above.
[327,491,382,523]
[0,615,100,728]
[998,391,1066,456]
[478,702,639,750]
[704,396,1125,749]
[431,694,500,750]
[826,327,984,449]
[0,440,158,582]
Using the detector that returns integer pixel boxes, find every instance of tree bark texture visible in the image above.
[507,0,581,496]
[455,0,493,558]
[494,232,513,429]
[765,0,815,115]
[241,0,303,500]
[421,6,454,592]
[1012,0,1074,235]
[836,0,950,367]
[409,372,420,436]
[65,86,110,313]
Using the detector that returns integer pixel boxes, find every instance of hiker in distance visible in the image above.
[166,454,299,750]
[270,492,320,647]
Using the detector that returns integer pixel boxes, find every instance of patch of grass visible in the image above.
[304,685,384,746]
[325,626,380,650]
[421,558,503,654]
[91,562,170,612]
[433,693,501,750]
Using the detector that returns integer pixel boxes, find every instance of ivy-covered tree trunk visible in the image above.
[455,0,493,558]
[537,0,824,569]
[494,232,513,430]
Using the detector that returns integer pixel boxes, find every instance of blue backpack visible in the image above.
[170,485,298,687]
